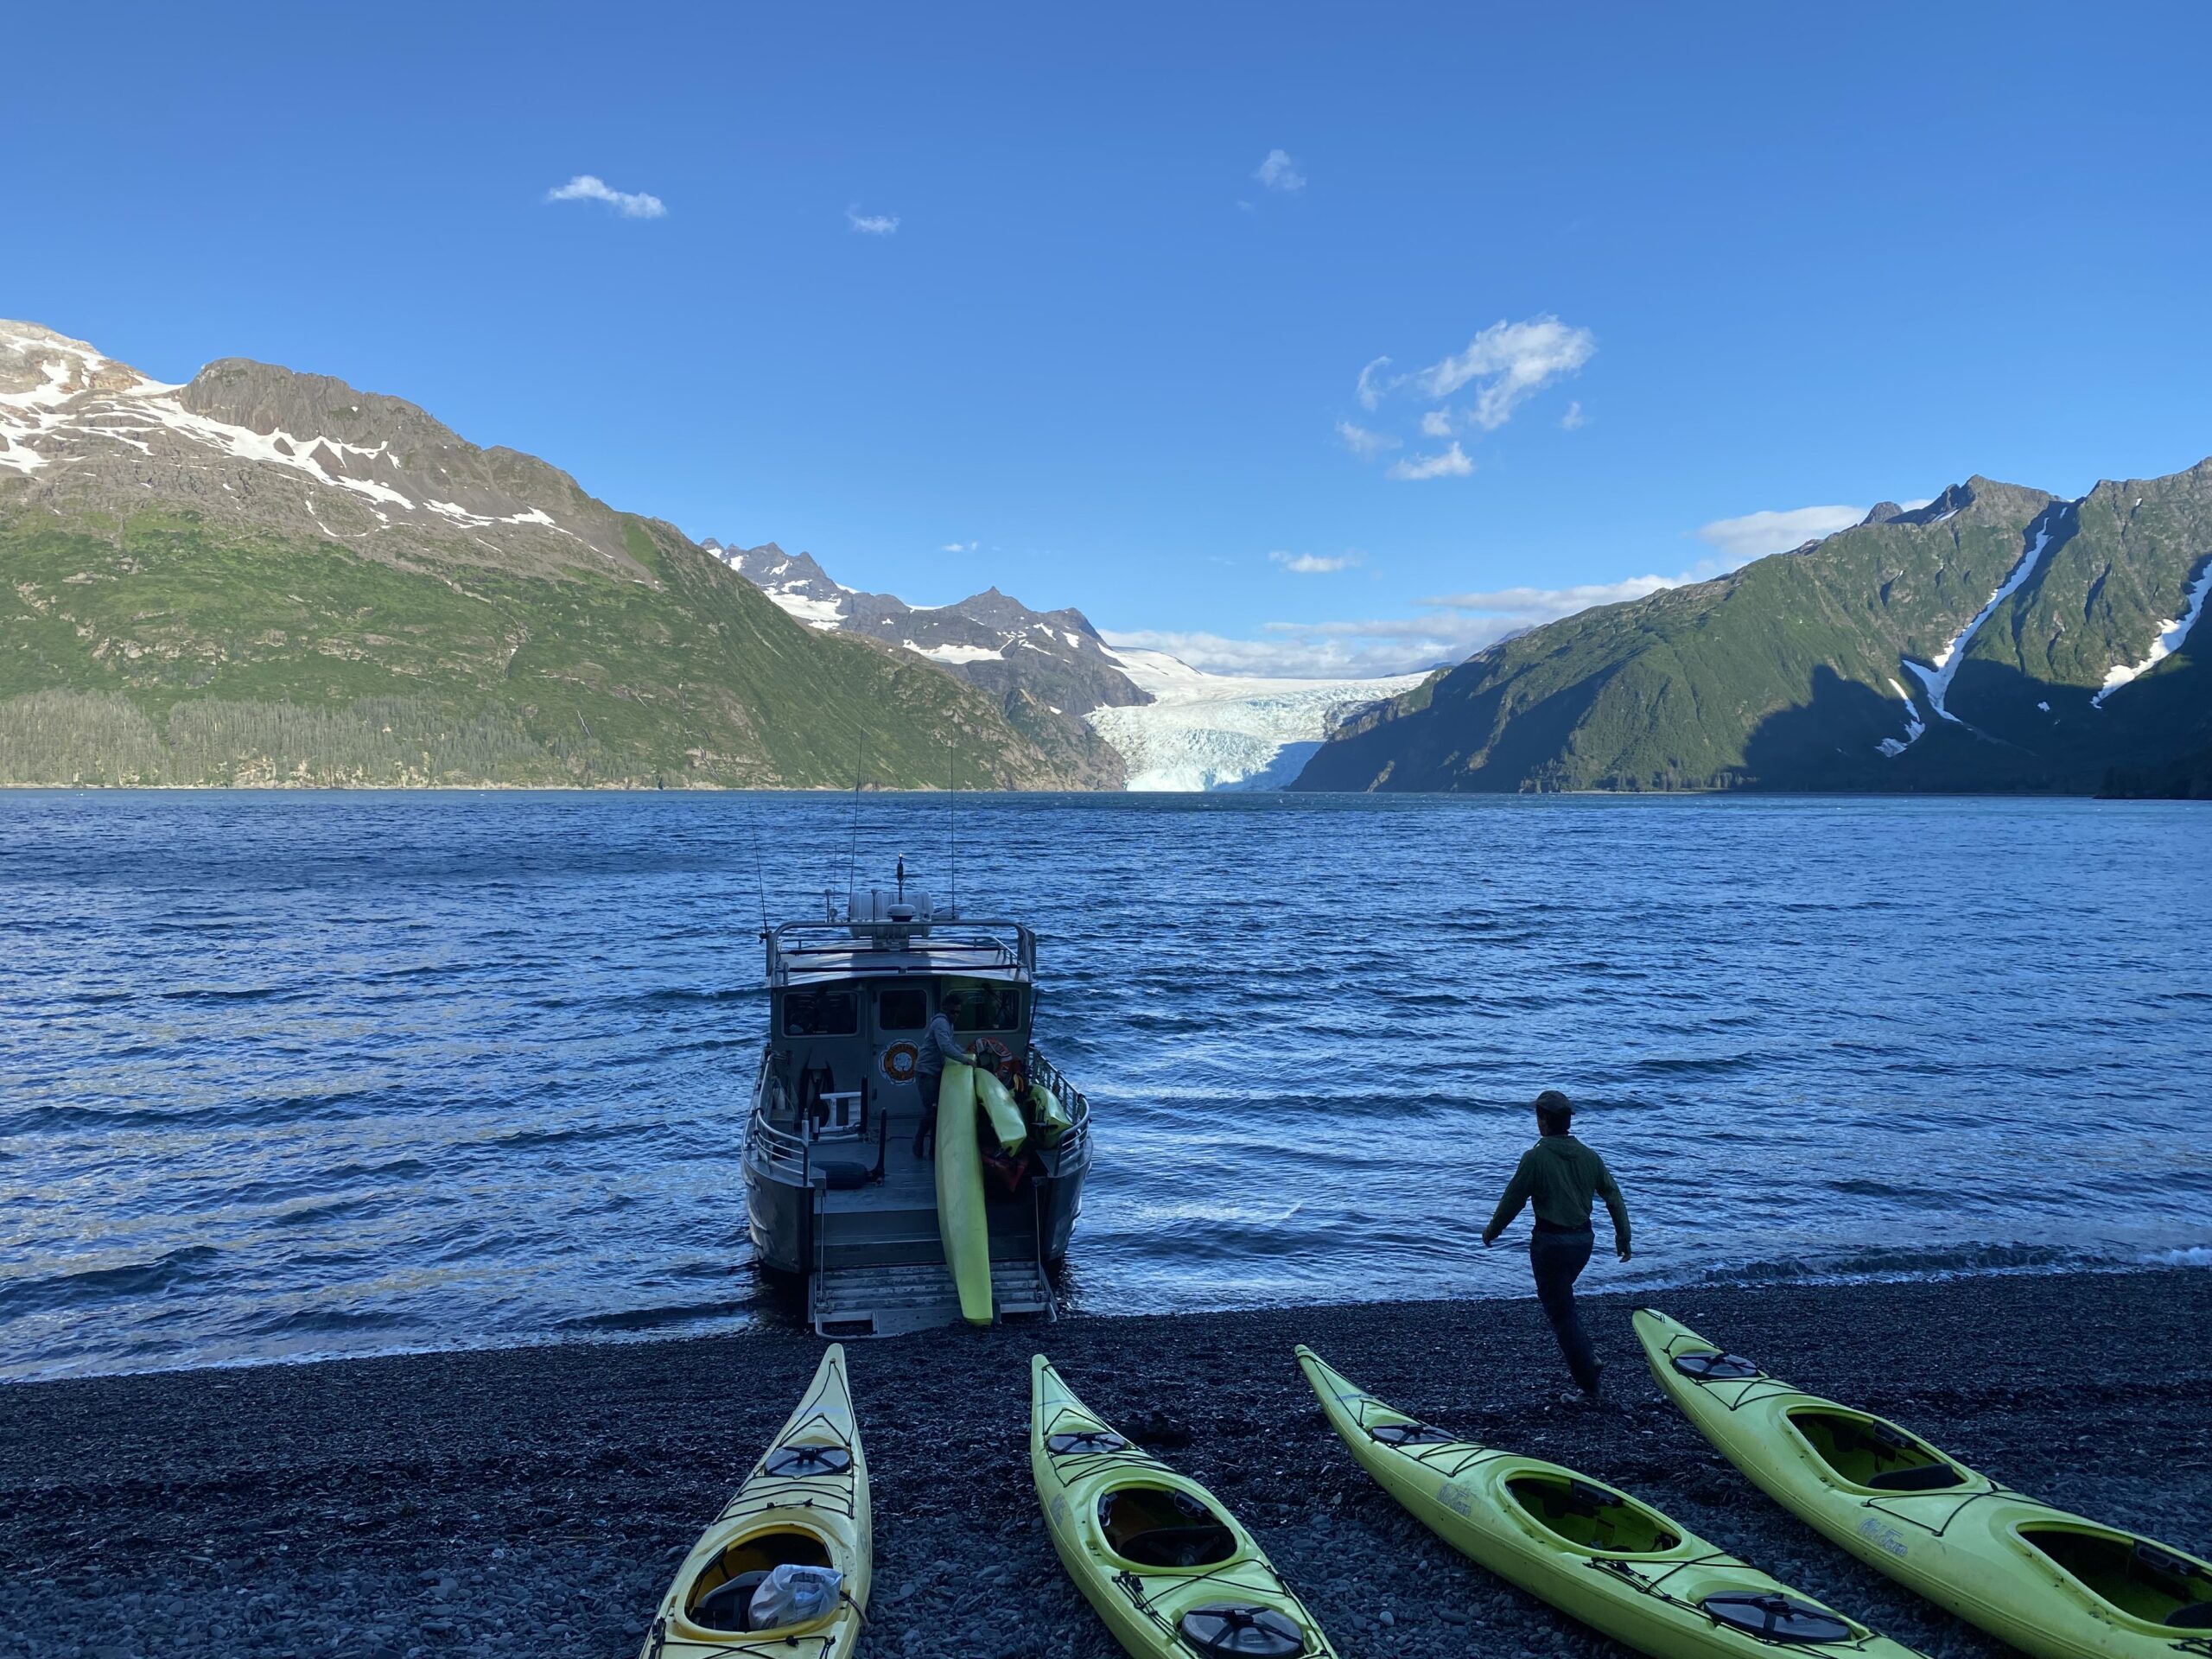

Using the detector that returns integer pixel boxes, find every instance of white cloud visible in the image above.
[1335,420,1400,458]
[1696,505,1866,560]
[941,540,978,553]
[1255,149,1306,193]
[1385,442,1473,481]
[1419,409,1453,438]
[1354,357,1394,410]
[1103,626,1452,678]
[1416,315,1596,429]
[1418,577,1676,618]
[1270,550,1363,575]
[1108,557,1731,678]
[545,175,666,219]
[846,206,899,235]
[1560,401,1586,430]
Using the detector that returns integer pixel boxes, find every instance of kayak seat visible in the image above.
[693,1570,770,1631]
[1865,1463,1967,1492]
[1098,1485,1236,1568]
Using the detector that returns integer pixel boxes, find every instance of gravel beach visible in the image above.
[5,1269,2208,1659]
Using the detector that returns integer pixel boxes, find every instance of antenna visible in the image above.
[746,799,770,937]
[847,740,866,910]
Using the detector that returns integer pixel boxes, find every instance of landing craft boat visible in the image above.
[742,871,1093,1335]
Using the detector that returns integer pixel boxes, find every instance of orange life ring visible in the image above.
[880,1042,919,1084]
[974,1036,1014,1070]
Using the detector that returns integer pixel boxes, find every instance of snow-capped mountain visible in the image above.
[1088,650,1429,790]
[704,537,1429,791]
[705,539,1146,787]
[1,321,647,580]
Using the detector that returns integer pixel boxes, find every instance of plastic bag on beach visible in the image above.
[748,1562,842,1630]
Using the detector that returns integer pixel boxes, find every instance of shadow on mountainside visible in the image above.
[1739,658,2210,792]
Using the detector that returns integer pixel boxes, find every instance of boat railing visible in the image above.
[745,1046,812,1185]
[1028,1046,1092,1168]
[765,918,1035,979]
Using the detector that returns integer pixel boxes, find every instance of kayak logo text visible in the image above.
[1438,1481,1475,1519]
[1857,1516,1910,1559]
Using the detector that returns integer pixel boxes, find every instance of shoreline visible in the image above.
[7,1268,2208,1658]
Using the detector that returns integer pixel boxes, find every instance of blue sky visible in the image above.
[12,3,2212,674]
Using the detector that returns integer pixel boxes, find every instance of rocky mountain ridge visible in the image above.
[1294,465,2212,795]
[0,321,1084,790]
[705,539,1147,787]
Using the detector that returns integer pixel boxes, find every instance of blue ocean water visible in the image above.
[1,791,2207,1382]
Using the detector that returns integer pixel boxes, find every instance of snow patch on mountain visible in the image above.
[2093,555,2212,707]
[1904,516,2056,722]
[1087,648,1426,790]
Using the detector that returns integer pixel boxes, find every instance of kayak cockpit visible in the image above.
[685,1527,837,1633]
[1096,1484,1239,1568]
[1786,1408,1967,1492]
[2018,1527,2212,1630]
[1507,1474,1681,1555]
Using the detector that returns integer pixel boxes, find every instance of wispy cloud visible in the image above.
[1255,149,1306,193]
[1415,315,1596,429]
[1418,577,1676,618]
[1560,401,1586,430]
[1102,627,1437,678]
[1419,409,1452,438]
[1270,550,1364,575]
[545,175,666,219]
[941,540,978,553]
[1109,555,1730,679]
[1354,357,1394,411]
[1696,505,1866,560]
[1335,420,1400,458]
[846,206,900,235]
[1386,442,1472,481]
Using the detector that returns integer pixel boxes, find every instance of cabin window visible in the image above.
[946,982,1023,1033]
[876,985,928,1032]
[782,988,859,1036]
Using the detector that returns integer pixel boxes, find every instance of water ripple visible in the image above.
[1,791,2208,1380]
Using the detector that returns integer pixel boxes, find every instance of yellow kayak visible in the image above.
[932,1062,991,1325]
[1032,1354,1339,1659]
[1635,1308,2212,1659]
[976,1068,1027,1154]
[1297,1346,1922,1659]
[1027,1080,1074,1147]
[639,1344,871,1659]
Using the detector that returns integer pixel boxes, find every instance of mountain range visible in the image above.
[0,321,1083,790]
[702,541,1141,787]
[4,317,2205,798]
[1294,471,2212,796]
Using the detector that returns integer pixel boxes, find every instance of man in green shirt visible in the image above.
[1482,1090,1632,1402]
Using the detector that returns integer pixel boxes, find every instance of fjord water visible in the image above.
[2,791,2206,1381]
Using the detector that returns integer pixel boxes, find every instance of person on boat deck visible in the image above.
[911,1002,978,1159]
[1482,1090,1632,1403]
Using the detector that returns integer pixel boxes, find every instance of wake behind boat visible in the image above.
[743,868,1094,1336]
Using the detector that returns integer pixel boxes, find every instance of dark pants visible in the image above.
[1529,1224,1600,1394]
[913,1070,943,1154]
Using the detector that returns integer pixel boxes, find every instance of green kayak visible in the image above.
[1297,1345,1923,1659]
[1636,1307,2212,1659]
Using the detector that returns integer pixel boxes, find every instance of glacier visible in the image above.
[1086,649,1427,791]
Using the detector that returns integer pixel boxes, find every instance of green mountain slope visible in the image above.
[1294,465,2212,795]
[0,322,1078,789]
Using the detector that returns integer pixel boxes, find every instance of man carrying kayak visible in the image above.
[1483,1090,1632,1403]
[911,999,979,1159]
